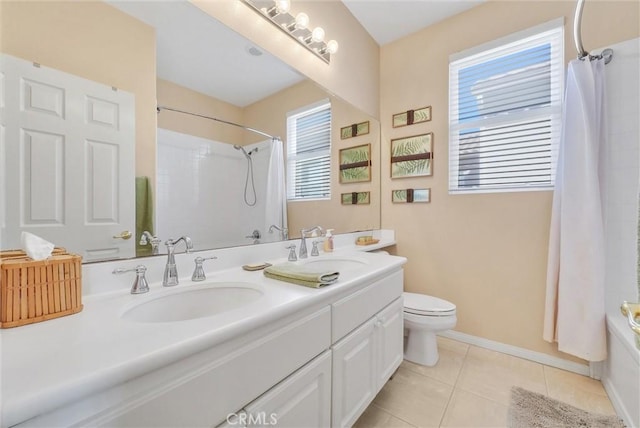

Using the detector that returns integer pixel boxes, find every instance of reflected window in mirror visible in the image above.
[286,100,332,201]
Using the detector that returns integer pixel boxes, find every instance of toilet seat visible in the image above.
[403,292,456,317]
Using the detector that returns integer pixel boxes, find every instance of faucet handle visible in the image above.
[286,245,297,262]
[113,265,149,294]
[192,256,217,282]
[311,240,322,257]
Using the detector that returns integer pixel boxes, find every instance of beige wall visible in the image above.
[0,0,157,183]
[157,79,244,145]
[244,80,381,237]
[380,0,640,361]
[191,0,380,119]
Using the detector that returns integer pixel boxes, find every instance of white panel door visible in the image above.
[331,318,377,428]
[375,298,404,391]
[0,54,135,261]
[245,351,331,428]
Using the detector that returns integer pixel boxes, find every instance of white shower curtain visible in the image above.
[264,138,288,241]
[543,58,608,361]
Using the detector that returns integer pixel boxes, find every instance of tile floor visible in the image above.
[354,337,617,427]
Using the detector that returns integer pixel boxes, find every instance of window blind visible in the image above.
[449,22,564,193]
[286,101,331,200]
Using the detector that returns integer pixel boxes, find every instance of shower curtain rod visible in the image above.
[157,105,278,140]
[573,0,613,64]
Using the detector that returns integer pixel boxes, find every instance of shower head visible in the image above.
[233,145,257,158]
[233,144,249,158]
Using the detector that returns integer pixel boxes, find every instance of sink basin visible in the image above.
[121,283,263,323]
[302,257,368,272]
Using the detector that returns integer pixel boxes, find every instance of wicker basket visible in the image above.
[0,248,83,328]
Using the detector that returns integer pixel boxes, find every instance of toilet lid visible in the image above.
[403,292,456,316]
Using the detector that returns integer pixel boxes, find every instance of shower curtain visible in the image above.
[264,138,288,241]
[543,58,608,361]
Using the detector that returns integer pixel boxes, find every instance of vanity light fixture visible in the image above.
[241,0,339,63]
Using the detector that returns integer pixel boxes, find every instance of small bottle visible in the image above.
[324,229,334,252]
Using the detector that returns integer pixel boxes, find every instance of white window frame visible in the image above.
[286,99,332,201]
[448,18,564,194]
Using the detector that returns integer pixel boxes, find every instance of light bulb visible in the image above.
[326,40,339,54]
[311,27,325,43]
[275,0,290,14]
[295,12,309,30]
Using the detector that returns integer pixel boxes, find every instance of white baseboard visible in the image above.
[439,330,590,376]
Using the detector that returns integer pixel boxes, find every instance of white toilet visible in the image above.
[403,292,457,366]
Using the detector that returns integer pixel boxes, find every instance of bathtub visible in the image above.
[602,314,640,427]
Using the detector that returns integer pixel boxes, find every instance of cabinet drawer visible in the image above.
[332,269,403,343]
[95,307,331,428]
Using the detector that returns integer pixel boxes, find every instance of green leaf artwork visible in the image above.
[392,106,432,128]
[340,144,371,183]
[341,192,371,205]
[340,121,370,139]
[390,133,433,178]
[392,189,431,203]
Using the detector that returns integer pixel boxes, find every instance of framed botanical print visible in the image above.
[341,191,371,205]
[340,121,370,139]
[340,144,371,183]
[391,133,433,178]
[392,188,431,203]
[392,106,432,128]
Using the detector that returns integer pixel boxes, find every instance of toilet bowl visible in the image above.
[403,292,456,366]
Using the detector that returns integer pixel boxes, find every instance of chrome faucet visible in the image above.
[113,265,149,294]
[139,231,161,255]
[299,226,324,259]
[163,236,193,286]
[269,224,289,240]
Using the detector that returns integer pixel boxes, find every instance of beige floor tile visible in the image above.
[456,346,547,405]
[544,366,608,396]
[544,366,617,415]
[402,337,469,386]
[373,366,453,427]
[360,338,619,428]
[437,336,471,355]
[353,403,416,428]
[440,388,509,428]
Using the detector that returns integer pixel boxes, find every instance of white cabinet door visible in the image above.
[331,318,377,428]
[375,297,404,390]
[245,351,331,428]
[0,54,135,261]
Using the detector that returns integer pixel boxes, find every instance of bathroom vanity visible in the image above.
[1,233,405,428]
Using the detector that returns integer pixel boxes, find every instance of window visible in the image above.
[286,100,332,201]
[449,19,564,193]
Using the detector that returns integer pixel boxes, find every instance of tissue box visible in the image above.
[0,248,83,328]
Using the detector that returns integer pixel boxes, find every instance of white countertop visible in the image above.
[1,240,404,427]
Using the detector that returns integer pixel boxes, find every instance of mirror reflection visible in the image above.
[0,1,380,262]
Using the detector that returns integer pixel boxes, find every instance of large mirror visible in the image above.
[0,1,380,261]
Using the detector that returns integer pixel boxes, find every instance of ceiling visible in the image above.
[108,1,485,108]
[108,1,305,107]
[342,0,485,46]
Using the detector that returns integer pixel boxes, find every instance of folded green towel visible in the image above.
[263,264,339,288]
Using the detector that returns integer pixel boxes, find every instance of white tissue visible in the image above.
[21,231,55,260]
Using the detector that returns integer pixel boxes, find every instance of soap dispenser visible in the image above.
[324,229,334,252]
